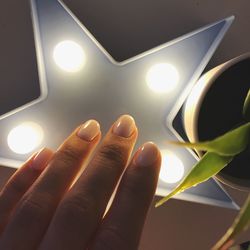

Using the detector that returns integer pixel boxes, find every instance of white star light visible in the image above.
[0,0,237,209]
[7,122,44,155]
[146,63,180,93]
[159,150,185,184]
[53,40,86,72]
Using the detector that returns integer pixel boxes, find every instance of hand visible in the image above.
[0,115,161,250]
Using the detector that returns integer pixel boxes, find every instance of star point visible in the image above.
[0,0,237,209]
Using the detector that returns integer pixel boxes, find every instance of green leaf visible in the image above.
[155,152,233,207]
[212,194,250,250]
[169,122,250,156]
[243,89,250,121]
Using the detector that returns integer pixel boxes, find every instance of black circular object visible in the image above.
[198,58,250,189]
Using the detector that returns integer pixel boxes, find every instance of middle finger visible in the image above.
[40,114,138,250]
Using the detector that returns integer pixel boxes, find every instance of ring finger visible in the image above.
[0,148,53,234]
[0,120,101,250]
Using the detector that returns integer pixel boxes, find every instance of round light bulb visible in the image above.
[159,150,185,184]
[7,122,44,155]
[146,63,179,93]
[53,40,86,72]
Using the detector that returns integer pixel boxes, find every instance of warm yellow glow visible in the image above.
[7,122,44,154]
[146,63,179,93]
[53,40,86,72]
[159,150,185,184]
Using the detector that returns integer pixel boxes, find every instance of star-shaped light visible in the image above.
[0,0,238,209]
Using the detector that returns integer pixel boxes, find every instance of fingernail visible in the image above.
[77,120,100,141]
[134,142,159,167]
[113,115,136,138]
[32,148,53,171]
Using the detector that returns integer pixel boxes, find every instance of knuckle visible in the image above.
[5,179,26,196]
[95,227,129,250]
[19,194,50,219]
[59,194,94,220]
[98,144,125,166]
[54,194,96,231]
[55,144,83,166]
[23,198,43,212]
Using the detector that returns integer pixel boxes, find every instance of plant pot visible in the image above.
[183,52,250,191]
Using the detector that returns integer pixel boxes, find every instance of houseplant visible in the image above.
[182,53,250,191]
[156,53,250,249]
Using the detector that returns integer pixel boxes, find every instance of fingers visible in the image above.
[0,115,161,250]
[91,142,161,250]
[0,120,101,250]
[39,115,138,250]
[0,148,53,235]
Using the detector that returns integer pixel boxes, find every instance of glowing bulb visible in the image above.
[159,150,185,184]
[53,40,86,72]
[146,63,179,93]
[7,122,44,155]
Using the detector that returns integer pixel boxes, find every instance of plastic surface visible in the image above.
[0,0,237,209]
